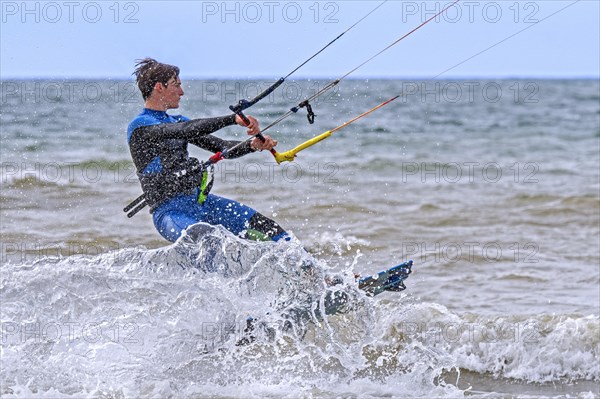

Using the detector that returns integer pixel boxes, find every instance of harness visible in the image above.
[123,157,214,218]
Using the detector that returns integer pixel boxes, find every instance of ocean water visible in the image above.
[1,79,599,398]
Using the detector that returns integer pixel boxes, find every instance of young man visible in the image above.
[127,58,288,242]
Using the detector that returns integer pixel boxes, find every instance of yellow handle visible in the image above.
[270,92,400,164]
[273,130,332,164]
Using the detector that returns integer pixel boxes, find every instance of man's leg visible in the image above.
[246,211,288,241]
[153,210,199,242]
[202,194,289,241]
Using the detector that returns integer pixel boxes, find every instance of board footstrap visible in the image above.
[357,260,413,297]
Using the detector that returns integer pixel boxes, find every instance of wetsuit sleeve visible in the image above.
[190,135,256,159]
[129,114,237,147]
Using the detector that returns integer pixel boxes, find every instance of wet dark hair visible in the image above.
[133,58,180,100]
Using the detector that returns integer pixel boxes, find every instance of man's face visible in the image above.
[161,76,184,109]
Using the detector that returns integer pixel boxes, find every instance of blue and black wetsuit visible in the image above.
[127,108,288,242]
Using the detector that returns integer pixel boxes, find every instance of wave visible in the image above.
[0,159,134,189]
[1,224,598,398]
[392,304,599,383]
[2,175,63,189]
[509,193,600,212]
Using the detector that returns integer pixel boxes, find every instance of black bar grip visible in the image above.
[230,109,266,143]
[231,108,251,125]
[229,77,285,113]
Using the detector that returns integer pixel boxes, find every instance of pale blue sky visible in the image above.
[1,0,598,79]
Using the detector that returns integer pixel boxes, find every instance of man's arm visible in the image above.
[129,115,237,147]
[190,135,256,159]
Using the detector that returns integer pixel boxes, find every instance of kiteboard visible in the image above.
[321,260,414,315]
[235,260,415,345]
[357,259,413,296]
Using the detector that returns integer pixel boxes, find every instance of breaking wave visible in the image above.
[1,224,598,398]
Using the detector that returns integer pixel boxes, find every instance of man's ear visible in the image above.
[153,81,165,94]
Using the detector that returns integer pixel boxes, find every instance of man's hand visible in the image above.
[250,135,278,151]
[234,114,276,151]
[235,114,260,135]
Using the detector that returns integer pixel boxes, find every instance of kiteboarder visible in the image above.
[126,58,288,243]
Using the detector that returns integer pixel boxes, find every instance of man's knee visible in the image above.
[156,211,197,242]
[247,212,288,241]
